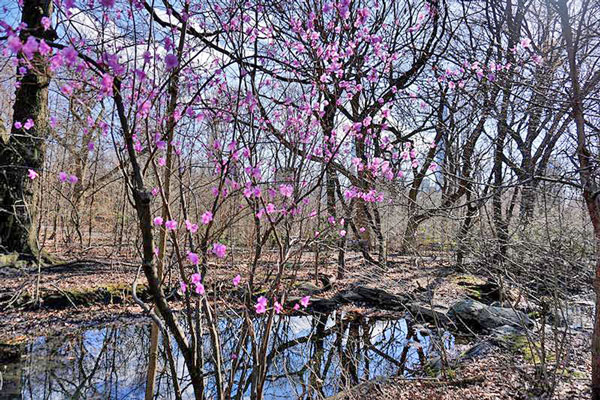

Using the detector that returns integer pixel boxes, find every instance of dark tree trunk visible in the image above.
[0,0,54,258]
[556,0,600,397]
[456,201,476,266]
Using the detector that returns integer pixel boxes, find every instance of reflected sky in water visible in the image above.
[1,313,453,399]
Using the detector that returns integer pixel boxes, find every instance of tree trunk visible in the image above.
[456,201,477,267]
[556,0,600,397]
[0,0,54,258]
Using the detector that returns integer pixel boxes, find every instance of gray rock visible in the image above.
[460,340,493,360]
[492,324,525,337]
[336,286,407,309]
[410,302,451,325]
[449,298,532,330]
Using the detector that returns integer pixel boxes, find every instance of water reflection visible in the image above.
[1,313,453,399]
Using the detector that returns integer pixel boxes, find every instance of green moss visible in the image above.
[253,287,269,297]
[452,274,486,286]
[0,253,19,267]
[509,334,555,364]
[423,364,438,377]
[452,274,487,300]
[556,369,586,378]
[104,284,148,303]
[444,368,457,380]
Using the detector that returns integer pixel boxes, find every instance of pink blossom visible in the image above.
[22,36,38,59]
[274,301,283,314]
[41,17,51,30]
[408,24,421,33]
[300,296,310,308]
[279,184,293,198]
[165,54,178,70]
[22,118,34,130]
[232,274,241,286]
[158,157,166,166]
[153,216,164,226]
[266,203,275,214]
[359,227,366,233]
[185,220,199,233]
[520,38,531,49]
[61,85,73,96]
[58,171,68,182]
[180,281,187,293]
[212,242,226,258]
[165,220,177,230]
[195,282,205,295]
[187,251,199,265]
[14,121,22,129]
[87,141,95,152]
[7,35,22,54]
[61,46,78,66]
[138,101,151,118]
[255,296,268,314]
[100,0,115,7]
[339,230,347,237]
[68,175,78,184]
[151,187,159,197]
[201,211,213,225]
[293,303,300,311]
[27,169,38,180]
[100,73,113,97]
[191,273,202,284]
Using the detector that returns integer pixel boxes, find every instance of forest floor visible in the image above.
[0,251,593,399]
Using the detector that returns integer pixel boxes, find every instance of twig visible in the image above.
[48,283,79,309]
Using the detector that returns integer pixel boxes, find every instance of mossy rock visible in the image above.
[20,284,151,310]
[452,275,509,304]
[508,334,556,364]
[0,253,20,267]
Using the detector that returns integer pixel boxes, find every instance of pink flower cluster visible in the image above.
[343,187,384,203]
[180,273,204,295]
[254,295,310,315]
[58,171,78,184]
[212,243,226,258]
[14,118,34,130]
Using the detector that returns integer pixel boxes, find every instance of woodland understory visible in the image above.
[1,0,599,399]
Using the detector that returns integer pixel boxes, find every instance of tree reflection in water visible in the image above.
[1,313,453,399]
